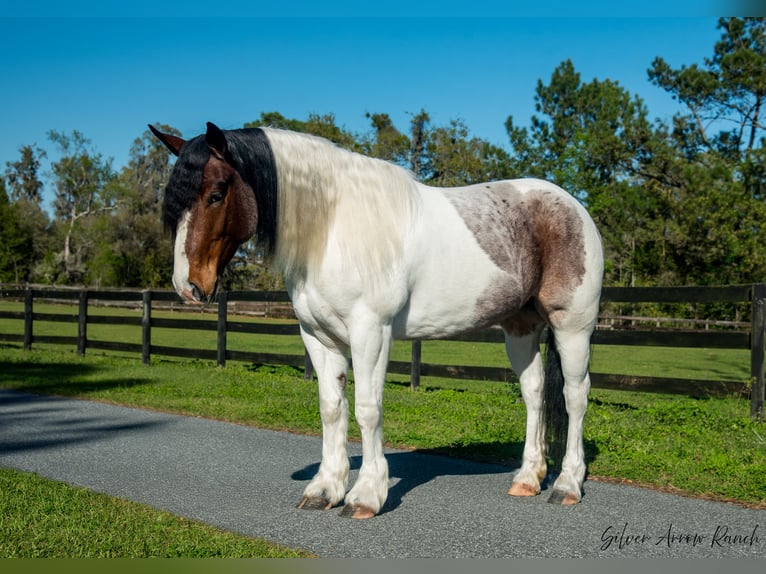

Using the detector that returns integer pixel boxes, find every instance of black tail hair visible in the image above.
[543,330,568,471]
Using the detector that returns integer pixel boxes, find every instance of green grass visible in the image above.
[0,467,312,558]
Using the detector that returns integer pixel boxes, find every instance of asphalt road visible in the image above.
[0,388,763,558]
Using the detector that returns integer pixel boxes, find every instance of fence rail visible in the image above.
[1,284,764,419]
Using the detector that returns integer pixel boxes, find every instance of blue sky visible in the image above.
[0,5,752,209]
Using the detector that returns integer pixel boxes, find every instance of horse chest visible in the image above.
[289,286,351,345]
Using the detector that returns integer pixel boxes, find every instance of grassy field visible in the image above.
[0,302,764,556]
[0,467,312,558]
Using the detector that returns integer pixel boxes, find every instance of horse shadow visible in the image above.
[291,440,599,515]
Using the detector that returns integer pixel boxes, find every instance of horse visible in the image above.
[150,121,604,519]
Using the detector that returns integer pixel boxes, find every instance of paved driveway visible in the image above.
[0,389,763,558]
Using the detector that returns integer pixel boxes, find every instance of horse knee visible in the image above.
[354,401,382,430]
[319,396,347,425]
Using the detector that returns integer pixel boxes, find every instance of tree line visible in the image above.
[1,18,764,299]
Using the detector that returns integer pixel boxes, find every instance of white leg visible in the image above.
[296,326,351,510]
[549,329,591,505]
[341,317,392,519]
[504,328,547,497]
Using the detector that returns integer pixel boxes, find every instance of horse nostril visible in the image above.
[190,283,205,302]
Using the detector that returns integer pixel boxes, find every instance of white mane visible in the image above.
[263,128,419,289]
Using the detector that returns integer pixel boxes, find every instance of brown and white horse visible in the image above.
[151,122,604,519]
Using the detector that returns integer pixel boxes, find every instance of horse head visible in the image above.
[150,122,258,303]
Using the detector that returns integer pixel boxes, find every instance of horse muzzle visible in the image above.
[191,281,218,304]
[182,281,217,305]
[174,275,217,305]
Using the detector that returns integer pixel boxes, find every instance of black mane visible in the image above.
[162,128,279,254]
[163,134,205,234]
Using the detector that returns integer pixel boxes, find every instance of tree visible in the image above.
[361,112,410,165]
[649,17,765,160]
[505,59,661,286]
[646,17,766,287]
[246,111,361,151]
[0,179,28,283]
[500,19,766,290]
[408,109,430,179]
[3,143,51,283]
[423,118,512,187]
[47,130,117,284]
[359,109,435,179]
[4,144,46,203]
[82,126,178,287]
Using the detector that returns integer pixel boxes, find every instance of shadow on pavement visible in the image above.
[0,389,168,454]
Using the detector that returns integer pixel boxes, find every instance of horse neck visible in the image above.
[263,128,418,289]
[264,129,341,282]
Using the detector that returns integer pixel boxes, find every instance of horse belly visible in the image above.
[393,270,510,340]
[392,191,526,340]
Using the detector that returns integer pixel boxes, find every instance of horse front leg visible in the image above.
[296,326,351,511]
[340,320,392,519]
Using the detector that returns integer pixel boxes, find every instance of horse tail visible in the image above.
[543,329,568,470]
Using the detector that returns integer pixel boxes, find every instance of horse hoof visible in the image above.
[507,482,540,497]
[547,490,580,506]
[296,495,334,510]
[339,503,377,519]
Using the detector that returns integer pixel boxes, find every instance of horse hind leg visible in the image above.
[503,313,547,498]
[545,326,593,506]
[504,300,595,506]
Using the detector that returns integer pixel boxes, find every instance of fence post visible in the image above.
[77,289,88,356]
[142,290,152,365]
[217,291,228,367]
[23,287,33,351]
[750,283,765,421]
[411,340,422,390]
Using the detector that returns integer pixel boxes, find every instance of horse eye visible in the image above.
[207,190,225,205]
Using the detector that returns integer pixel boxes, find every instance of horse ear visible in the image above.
[149,124,185,157]
[206,122,229,161]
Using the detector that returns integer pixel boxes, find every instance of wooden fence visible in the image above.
[0,284,764,419]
